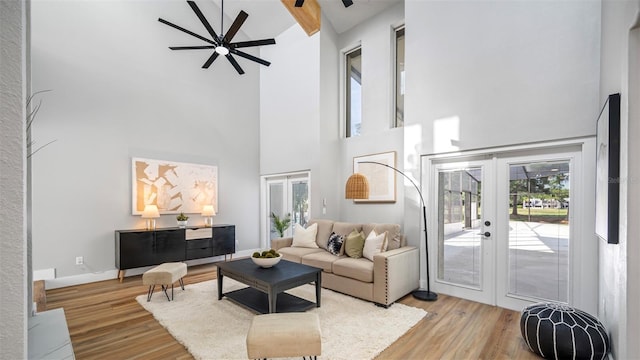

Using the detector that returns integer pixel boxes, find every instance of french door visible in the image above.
[262,172,310,248]
[427,146,581,310]
[429,156,496,305]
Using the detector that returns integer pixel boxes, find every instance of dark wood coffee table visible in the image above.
[216,258,322,314]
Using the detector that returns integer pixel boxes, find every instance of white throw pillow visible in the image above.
[291,223,319,248]
[362,230,388,261]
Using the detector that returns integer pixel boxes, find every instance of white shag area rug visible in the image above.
[136,279,426,360]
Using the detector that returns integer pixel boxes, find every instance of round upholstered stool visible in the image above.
[520,302,609,360]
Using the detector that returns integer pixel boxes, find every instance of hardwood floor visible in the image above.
[45,263,539,359]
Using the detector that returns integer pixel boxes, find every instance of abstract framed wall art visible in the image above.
[353,151,397,203]
[132,157,218,215]
[595,93,621,244]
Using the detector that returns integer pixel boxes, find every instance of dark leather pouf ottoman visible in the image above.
[520,302,609,360]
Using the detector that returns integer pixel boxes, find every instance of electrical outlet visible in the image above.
[75,256,83,265]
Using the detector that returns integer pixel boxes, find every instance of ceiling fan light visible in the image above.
[215,46,229,55]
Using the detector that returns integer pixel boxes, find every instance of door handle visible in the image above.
[477,232,491,237]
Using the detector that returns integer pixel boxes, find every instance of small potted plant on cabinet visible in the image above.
[176,212,189,228]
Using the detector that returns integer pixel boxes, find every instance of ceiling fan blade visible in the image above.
[231,39,276,49]
[158,18,216,45]
[169,45,216,50]
[223,11,248,44]
[225,54,245,74]
[202,51,220,69]
[187,0,220,41]
[295,0,304,7]
[342,0,354,7]
[230,49,271,67]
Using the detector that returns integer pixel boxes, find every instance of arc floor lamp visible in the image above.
[345,161,438,301]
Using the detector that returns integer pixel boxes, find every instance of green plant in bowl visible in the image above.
[251,249,282,268]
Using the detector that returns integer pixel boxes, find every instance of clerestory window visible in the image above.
[346,47,362,137]
[394,27,405,128]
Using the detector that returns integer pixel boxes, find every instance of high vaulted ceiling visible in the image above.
[209,0,402,39]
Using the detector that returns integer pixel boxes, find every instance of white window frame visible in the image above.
[260,171,311,249]
[393,25,405,129]
[340,42,362,138]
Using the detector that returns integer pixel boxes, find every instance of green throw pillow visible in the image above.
[344,229,366,258]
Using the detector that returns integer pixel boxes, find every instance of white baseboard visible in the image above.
[33,268,56,281]
[45,270,120,289]
[44,249,258,289]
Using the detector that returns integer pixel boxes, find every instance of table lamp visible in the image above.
[141,204,160,230]
[202,205,216,227]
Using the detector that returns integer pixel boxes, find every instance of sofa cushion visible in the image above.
[362,230,388,261]
[332,222,362,236]
[307,219,334,249]
[301,251,343,273]
[279,247,325,263]
[332,257,374,283]
[326,232,345,256]
[292,223,319,248]
[344,229,366,258]
[363,223,403,250]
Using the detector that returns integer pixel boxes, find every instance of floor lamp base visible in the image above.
[412,289,438,301]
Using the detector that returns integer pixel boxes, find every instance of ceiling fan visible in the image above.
[158,0,276,75]
[294,0,353,7]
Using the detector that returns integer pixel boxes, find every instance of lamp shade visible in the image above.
[345,173,370,199]
[201,205,216,216]
[141,204,160,218]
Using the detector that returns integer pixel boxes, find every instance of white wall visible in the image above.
[338,3,407,228]
[259,25,321,176]
[317,13,342,221]
[30,0,262,283]
[260,15,342,223]
[599,0,640,357]
[405,0,601,155]
[0,1,27,356]
[404,0,601,295]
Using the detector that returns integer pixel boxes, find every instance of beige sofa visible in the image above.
[271,219,419,307]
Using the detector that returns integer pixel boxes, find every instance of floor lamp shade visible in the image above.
[345,173,370,199]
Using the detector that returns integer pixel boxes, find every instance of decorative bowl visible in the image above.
[251,254,282,268]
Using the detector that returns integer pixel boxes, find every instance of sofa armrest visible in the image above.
[271,237,293,250]
[373,246,420,306]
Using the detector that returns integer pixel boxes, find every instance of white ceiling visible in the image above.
[318,0,402,34]
[210,0,402,39]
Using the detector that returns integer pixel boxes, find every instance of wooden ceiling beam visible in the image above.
[281,0,321,36]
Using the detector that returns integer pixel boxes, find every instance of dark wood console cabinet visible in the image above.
[115,224,235,281]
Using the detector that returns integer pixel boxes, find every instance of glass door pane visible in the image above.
[507,161,570,302]
[264,172,311,245]
[437,167,484,288]
[291,180,309,228]
[268,182,285,241]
